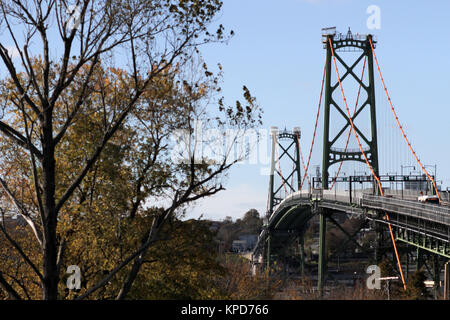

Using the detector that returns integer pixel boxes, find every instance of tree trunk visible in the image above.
[41,111,59,300]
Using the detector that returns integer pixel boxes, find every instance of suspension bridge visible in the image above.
[251,27,450,297]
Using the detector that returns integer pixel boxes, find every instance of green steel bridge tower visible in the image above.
[266,127,303,273]
[319,28,380,292]
[321,27,379,189]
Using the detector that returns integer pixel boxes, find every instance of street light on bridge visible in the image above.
[424,165,437,194]
[401,165,415,177]
[424,164,437,179]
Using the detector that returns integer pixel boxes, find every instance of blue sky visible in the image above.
[186,0,450,221]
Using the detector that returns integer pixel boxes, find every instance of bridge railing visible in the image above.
[268,190,311,222]
[268,188,450,227]
[383,189,435,201]
[362,194,450,226]
[320,189,375,205]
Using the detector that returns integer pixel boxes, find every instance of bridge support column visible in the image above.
[405,251,409,283]
[375,223,385,264]
[444,261,450,300]
[266,234,272,274]
[318,210,327,295]
[433,255,441,299]
[416,248,423,271]
[299,235,305,277]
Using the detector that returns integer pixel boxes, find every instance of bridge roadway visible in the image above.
[252,189,450,263]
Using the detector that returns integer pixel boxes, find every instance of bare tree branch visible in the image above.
[0,121,42,159]
[0,176,43,247]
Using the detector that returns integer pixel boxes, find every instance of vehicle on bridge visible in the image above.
[418,195,440,205]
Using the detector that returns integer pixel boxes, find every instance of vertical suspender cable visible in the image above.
[300,59,327,190]
[297,138,311,189]
[369,39,441,202]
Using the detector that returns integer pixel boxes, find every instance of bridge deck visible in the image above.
[253,189,450,259]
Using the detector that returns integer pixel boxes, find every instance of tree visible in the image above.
[378,258,403,299]
[404,268,430,300]
[240,209,263,235]
[59,215,227,300]
[0,0,262,300]
[216,217,240,253]
[216,210,263,253]
[216,255,281,299]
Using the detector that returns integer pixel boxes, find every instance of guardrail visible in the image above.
[362,194,450,226]
[268,190,311,222]
[266,187,450,232]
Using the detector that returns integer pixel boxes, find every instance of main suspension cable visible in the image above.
[369,39,441,202]
[329,38,407,291]
[297,137,311,189]
[300,58,327,190]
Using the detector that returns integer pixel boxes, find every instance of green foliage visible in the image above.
[125,219,226,300]
[378,258,404,299]
[404,268,430,300]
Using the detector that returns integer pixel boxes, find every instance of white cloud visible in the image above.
[184,183,266,222]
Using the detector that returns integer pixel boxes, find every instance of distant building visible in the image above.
[238,234,258,249]
[231,240,247,252]
[231,234,258,252]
